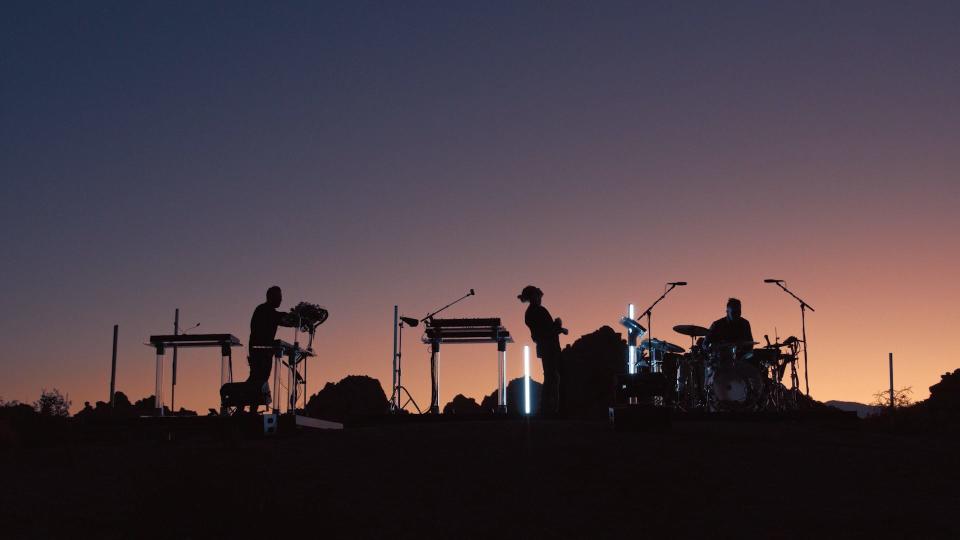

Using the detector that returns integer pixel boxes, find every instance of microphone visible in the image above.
[469,288,475,296]
[764,279,784,283]
[400,316,419,327]
[668,282,687,286]
[180,323,200,334]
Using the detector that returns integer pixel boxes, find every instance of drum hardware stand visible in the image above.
[786,342,801,408]
[421,289,476,414]
[290,318,320,414]
[290,315,303,412]
[765,280,815,397]
[389,306,422,414]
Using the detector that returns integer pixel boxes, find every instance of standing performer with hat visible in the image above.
[518,285,568,416]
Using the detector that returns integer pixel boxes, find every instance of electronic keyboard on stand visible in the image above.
[422,317,513,414]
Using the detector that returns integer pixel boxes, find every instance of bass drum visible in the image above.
[707,360,763,411]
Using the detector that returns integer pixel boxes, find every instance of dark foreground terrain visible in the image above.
[2,417,959,539]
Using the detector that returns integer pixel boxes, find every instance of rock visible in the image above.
[928,369,960,413]
[561,325,627,417]
[442,394,485,415]
[304,375,388,422]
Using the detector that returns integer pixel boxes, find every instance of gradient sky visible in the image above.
[2,1,958,413]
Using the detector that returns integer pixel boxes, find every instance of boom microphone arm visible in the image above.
[422,288,476,323]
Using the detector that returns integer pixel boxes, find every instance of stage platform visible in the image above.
[70,412,341,443]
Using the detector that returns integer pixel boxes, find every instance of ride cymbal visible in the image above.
[673,324,709,337]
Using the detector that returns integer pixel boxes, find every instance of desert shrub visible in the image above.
[34,388,71,417]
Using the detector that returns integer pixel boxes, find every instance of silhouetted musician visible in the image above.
[248,286,296,391]
[518,285,567,416]
[704,297,754,351]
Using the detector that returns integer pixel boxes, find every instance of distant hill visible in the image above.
[826,400,880,418]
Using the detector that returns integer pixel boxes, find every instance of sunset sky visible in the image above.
[2,1,958,414]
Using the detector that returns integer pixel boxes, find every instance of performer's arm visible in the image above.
[703,321,718,348]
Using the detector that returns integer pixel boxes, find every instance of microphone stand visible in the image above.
[389,307,422,414]
[638,283,681,372]
[769,282,815,397]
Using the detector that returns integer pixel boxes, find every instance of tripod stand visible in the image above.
[389,305,422,414]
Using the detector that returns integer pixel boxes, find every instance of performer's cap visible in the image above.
[517,285,543,302]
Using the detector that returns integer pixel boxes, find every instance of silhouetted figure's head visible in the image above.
[726,297,742,320]
[518,285,544,306]
[266,286,283,309]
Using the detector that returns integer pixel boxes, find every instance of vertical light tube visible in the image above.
[627,304,636,375]
[523,345,531,415]
[498,349,507,412]
[431,349,440,414]
[221,355,229,387]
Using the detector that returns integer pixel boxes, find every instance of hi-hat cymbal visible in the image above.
[673,324,709,337]
[641,339,685,354]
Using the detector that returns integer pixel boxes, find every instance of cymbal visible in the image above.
[641,339,685,354]
[673,324,709,337]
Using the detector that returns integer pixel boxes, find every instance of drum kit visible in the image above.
[638,324,805,413]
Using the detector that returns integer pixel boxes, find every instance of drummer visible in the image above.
[703,298,754,351]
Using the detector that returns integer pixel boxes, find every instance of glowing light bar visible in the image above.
[523,345,531,415]
[626,303,638,374]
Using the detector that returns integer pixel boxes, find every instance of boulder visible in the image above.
[304,375,389,422]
